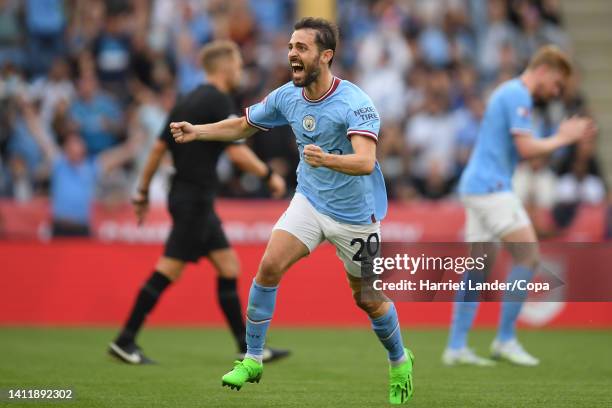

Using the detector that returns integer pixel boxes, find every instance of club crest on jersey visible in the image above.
[517,106,530,118]
[302,115,316,132]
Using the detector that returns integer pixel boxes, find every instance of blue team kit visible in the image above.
[459,78,536,195]
[245,77,388,225]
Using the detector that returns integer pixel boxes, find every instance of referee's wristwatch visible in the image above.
[263,164,273,182]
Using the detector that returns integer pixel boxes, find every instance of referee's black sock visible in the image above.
[115,271,171,347]
[217,277,247,353]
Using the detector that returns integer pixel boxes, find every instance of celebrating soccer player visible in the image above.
[109,40,289,365]
[171,18,415,405]
[443,45,597,367]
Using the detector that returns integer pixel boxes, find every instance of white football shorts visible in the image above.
[461,191,531,242]
[273,193,381,277]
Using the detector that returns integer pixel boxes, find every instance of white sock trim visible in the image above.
[389,352,407,367]
[244,353,263,364]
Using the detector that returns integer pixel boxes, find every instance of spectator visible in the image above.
[92,10,133,98]
[128,84,176,203]
[6,98,46,198]
[358,46,410,124]
[377,124,406,199]
[30,116,136,237]
[0,0,24,68]
[477,0,518,81]
[248,0,293,40]
[7,155,33,202]
[552,137,606,229]
[28,57,75,129]
[69,73,123,156]
[419,22,451,68]
[25,0,66,76]
[513,0,570,64]
[0,0,593,207]
[404,90,458,199]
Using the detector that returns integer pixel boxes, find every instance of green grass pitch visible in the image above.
[1,327,611,407]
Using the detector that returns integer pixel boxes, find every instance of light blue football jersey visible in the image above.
[245,77,387,224]
[458,78,536,195]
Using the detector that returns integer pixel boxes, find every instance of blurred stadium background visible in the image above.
[0,1,611,406]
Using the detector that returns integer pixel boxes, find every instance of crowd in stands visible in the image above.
[0,0,608,234]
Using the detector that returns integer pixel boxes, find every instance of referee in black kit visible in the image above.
[109,40,289,364]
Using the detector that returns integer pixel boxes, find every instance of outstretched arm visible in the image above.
[98,138,137,174]
[171,116,258,143]
[303,135,377,176]
[21,98,60,161]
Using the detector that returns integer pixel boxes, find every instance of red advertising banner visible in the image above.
[1,241,611,328]
[0,199,607,243]
[1,200,609,327]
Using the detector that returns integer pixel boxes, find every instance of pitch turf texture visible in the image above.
[1,328,610,407]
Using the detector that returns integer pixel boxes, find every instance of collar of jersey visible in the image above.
[301,76,341,103]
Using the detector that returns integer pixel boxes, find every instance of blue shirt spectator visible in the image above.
[24,0,66,75]
[25,0,64,35]
[28,119,135,236]
[8,116,44,176]
[419,26,450,68]
[51,150,100,225]
[248,0,293,38]
[69,75,122,156]
[93,15,132,85]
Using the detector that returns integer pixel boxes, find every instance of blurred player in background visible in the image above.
[171,18,415,405]
[444,45,597,367]
[109,40,290,365]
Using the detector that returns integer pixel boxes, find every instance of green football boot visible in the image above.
[389,348,415,404]
[221,358,263,391]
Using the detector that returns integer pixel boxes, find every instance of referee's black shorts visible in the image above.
[163,197,230,263]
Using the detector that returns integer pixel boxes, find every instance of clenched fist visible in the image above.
[170,121,198,143]
[304,144,327,168]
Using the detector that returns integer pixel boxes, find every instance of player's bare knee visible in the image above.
[216,258,240,279]
[157,267,182,282]
[257,256,286,285]
[218,265,239,279]
[508,244,540,270]
[156,258,184,282]
[353,291,384,315]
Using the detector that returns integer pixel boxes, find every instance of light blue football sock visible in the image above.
[370,303,406,362]
[447,270,484,350]
[498,265,534,342]
[244,280,278,362]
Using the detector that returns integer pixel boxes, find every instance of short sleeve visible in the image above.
[506,88,534,136]
[244,87,288,131]
[346,92,380,143]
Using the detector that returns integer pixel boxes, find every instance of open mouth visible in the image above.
[291,61,304,74]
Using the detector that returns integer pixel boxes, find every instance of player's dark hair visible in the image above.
[293,17,339,67]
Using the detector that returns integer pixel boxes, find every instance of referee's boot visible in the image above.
[108,341,156,365]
